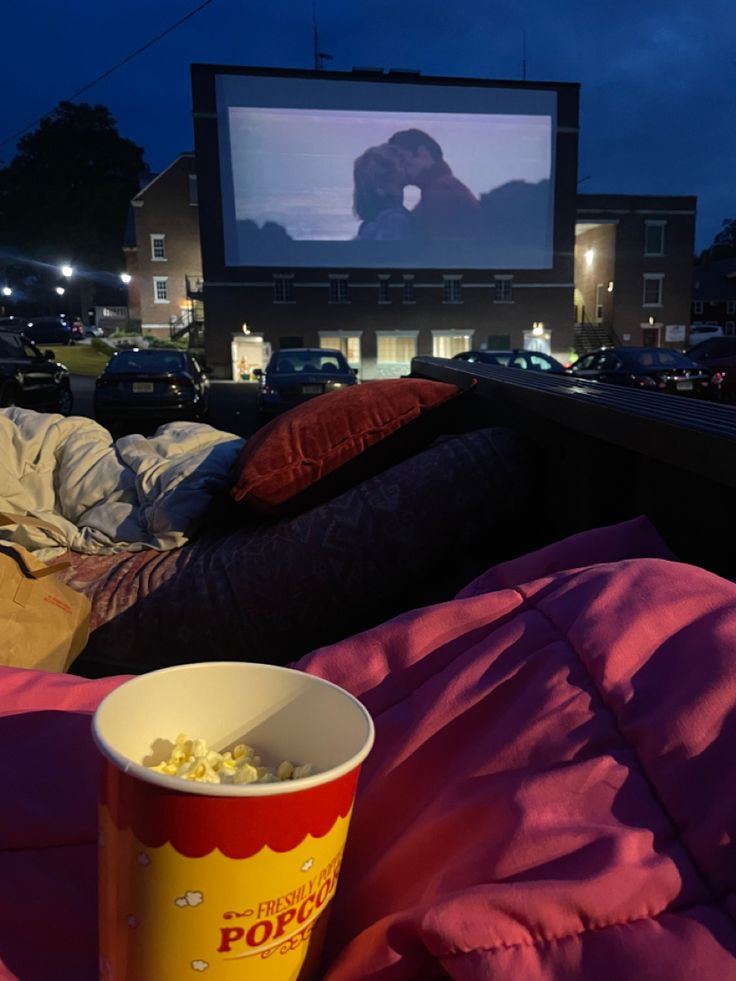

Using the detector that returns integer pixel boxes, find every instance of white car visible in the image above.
[688,323,724,347]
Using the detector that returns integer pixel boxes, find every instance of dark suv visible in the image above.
[685,336,736,403]
[0,327,74,414]
[5,315,74,346]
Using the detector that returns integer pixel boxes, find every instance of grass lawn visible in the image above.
[47,344,112,377]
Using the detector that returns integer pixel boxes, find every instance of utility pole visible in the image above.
[522,30,527,81]
[312,0,333,70]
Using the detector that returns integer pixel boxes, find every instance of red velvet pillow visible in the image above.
[230,378,471,515]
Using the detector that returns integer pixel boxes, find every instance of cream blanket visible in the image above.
[0,408,245,558]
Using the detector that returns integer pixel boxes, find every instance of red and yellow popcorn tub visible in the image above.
[92,662,375,980]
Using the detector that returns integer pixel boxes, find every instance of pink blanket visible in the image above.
[2,516,736,979]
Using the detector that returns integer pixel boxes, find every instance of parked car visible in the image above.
[685,335,736,403]
[94,348,210,431]
[568,346,711,397]
[688,323,724,348]
[84,323,104,338]
[453,349,569,374]
[254,347,358,425]
[19,315,74,346]
[0,326,73,414]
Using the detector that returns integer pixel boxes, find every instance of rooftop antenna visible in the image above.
[312,0,333,70]
[522,30,527,81]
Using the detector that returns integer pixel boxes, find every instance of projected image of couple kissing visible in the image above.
[353,129,483,242]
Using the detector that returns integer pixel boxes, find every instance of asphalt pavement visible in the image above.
[68,376,259,438]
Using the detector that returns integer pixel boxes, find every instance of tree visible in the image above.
[0,102,146,315]
[701,218,736,263]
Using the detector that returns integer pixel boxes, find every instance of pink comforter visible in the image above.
[2,516,736,980]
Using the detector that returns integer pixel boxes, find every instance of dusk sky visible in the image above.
[1,0,734,251]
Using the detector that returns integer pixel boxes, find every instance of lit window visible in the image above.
[188,174,198,206]
[273,276,294,303]
[151,234,166,261]
[442,276,463,303]
[328,276,349,303]
[153,277,169,303]
[643,274,664,306]
[402,276,415,304]
[595,283,604,322]
[494,276,513,303]
[432,332,473,358]
[318,333,362,364]
[644,222,665,256]
[376,333,417,363]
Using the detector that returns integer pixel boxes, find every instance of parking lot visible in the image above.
[68,375,259,438]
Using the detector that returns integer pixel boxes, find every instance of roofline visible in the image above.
[190,62,580,94]
[132,152,195,203]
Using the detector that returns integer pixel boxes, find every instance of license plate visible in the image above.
[132,382,154,393]
[676,380,693,391]
[301,385,322,394]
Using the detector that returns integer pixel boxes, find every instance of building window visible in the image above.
[494,276,513,303]
[188,174,198,206]
[402,275,415,304]
[595,283,604,322]
[319,332,362,365]
[273,275,294,303]
[150,234,166,261]
[432,330,474,358]
[442,276,463,304]
[376,332,418,363]
[644,221,665,256]
[378,276,392,304]
[643,274,664,307]
[328,275,349,304]
[153,276,169,303]
[693,300,704,315]
[727,300,736,315]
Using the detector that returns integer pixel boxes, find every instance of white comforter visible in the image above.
[0,408,245,558]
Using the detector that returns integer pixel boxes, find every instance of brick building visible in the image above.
[691,257,736,334]
[123,153,202,336]
[574,194,696,349]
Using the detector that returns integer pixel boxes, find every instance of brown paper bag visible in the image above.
[0,541,91,673]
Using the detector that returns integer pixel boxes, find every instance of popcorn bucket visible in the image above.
[92,662,374,980]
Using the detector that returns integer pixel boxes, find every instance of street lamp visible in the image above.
[1,287,11,297]
[120,272,132,285]
[60,264,73,279]
[55,287,65,296]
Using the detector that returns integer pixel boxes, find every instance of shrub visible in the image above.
[91,337,116,356]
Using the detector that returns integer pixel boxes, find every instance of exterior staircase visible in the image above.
[574,321,620,355]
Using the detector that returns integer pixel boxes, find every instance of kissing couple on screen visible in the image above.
[353,129,482,242]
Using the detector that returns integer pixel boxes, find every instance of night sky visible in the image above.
[2,0,734,252]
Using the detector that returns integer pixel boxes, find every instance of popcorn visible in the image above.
[146,733,315,785]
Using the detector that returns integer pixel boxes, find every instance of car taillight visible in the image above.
[713,371,726,384]
[263,384,279,396]
[169,375,194,389]
[635,376,657,388]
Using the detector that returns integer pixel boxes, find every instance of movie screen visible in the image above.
[216,75,556,269]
